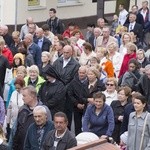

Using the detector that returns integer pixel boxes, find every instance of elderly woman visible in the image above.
[103,77,118,106]
[10,31,21,56]
[127,95,150,150]
[111,86,131,144]
[82,91,114,138]
[107,42,123,78]
[39,51,51,79]
[24,65,45,93]
[119,42,137,78]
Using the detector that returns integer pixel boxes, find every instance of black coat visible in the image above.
[137,57,150,68]
[111,100,130,143]
[38,80,66,118]
[88,34,96,50]
[124,23,143,41]
[46,17,64,35]
[67,75,89,111]
[86,79,106,98]
[53,57,80,85]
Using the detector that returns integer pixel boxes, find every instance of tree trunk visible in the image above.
[97,0,104,19]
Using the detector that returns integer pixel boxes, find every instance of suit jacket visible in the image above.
[53,57,80,85]
[124,23,143,41]
[34,37,52,52]
[124,12,144,27]
[88,34,96,50]
[96,35,117,48]
[28,43,42,66]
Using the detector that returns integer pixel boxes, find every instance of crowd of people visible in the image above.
[1,1,150,150]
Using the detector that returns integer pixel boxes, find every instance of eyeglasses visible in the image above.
[106,83,114,86]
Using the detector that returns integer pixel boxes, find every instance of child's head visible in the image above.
[113,15,118,21]
[120,131,128,146]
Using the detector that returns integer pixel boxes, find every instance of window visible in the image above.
[92,0,97,2]
[28,0,46,10]
[58,0,79,4]
[28,0,40,6]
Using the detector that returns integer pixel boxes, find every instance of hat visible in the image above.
[120,131,128,144]
[14,53,24,65]
[44,65,61,80]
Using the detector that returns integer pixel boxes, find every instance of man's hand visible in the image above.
[77,104,85,110]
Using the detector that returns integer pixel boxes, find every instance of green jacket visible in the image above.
[24,76,45,93]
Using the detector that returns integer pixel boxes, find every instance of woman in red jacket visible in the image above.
[118,42,137,78]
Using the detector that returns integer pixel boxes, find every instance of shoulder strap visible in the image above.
[139,113,149,150]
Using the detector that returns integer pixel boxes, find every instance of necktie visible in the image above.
[130,25,133,31]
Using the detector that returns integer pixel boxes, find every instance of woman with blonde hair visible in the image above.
[119,32,133,56]
[118,42,137,78]
[107,42,123,78]
[10,31,21,56]
[96,46,114,79]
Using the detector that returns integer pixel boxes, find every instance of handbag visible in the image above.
[139,112,149,150]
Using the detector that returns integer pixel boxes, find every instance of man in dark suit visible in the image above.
[89,27,101,50]
[124,5,144,27]
[124,13,143,42]
[53,45,80,129]
[35,28,52,52]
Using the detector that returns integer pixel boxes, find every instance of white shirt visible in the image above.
[118,9,128,25]
[140,9,147,21]
[63,57,71,68]
[103,90,118,106]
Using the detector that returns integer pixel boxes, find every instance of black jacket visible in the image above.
[12,101,51,150]
[136,74,150,104]
[53,57,80,85]
[46,17,64,35]
[38,80,66,118]
[111,100,130,143]
[137,57,150,68]
[24,121,54,150]
[67,75,89,110]
[42,129,77,150]
[124,23,143,41]
[86,79,106,98]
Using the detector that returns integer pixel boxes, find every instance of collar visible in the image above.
[63,57,71,63]
[132,111,148,119]
[55,128,67,139]
[88,78,97,89]
[38,37,44,42]
[130,22,136,26]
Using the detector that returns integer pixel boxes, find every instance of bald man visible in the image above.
[34,28,51,52]
[53,45,80,129]
[24,33,42,66]
[68,66,89,135]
